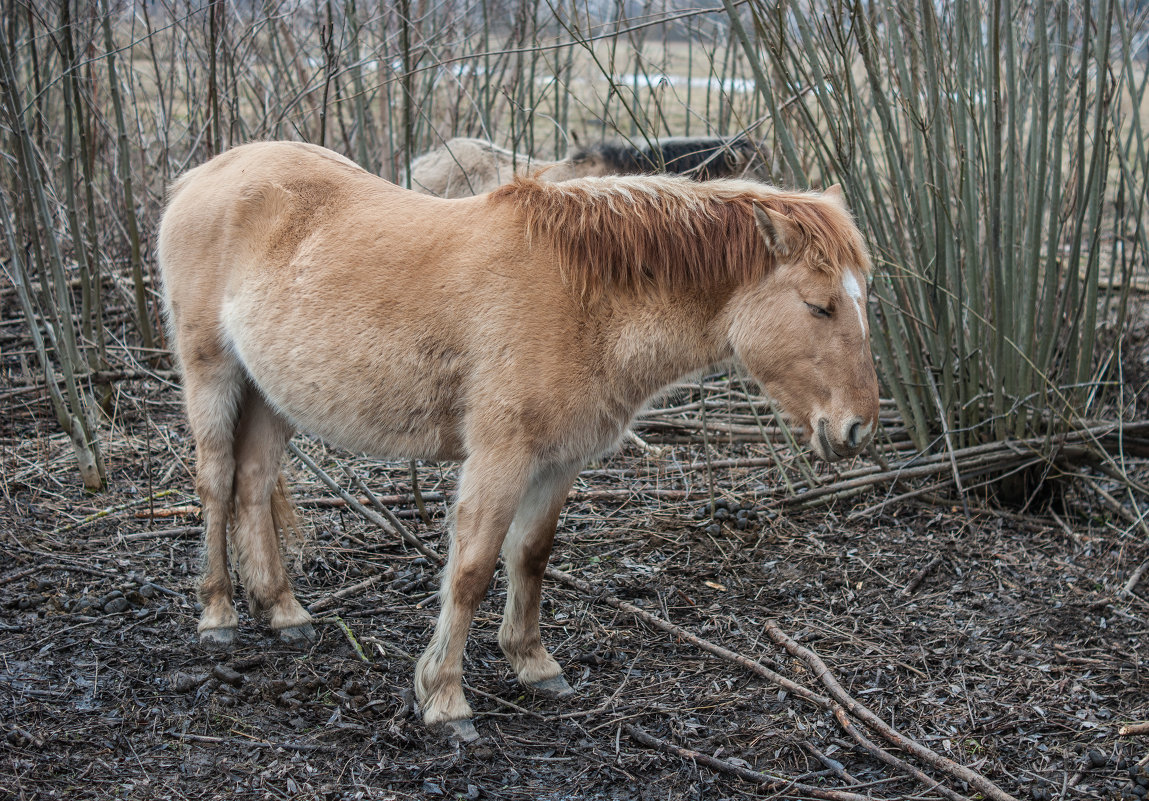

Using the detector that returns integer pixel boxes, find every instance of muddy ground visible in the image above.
[2,368,1148,801]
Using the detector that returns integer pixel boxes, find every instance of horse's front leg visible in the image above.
[415,450,531,736]
[498,463,580,697]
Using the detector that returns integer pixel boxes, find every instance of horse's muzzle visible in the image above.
[814,417,871,461]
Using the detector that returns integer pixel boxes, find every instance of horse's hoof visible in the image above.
[436,718,480,744]
[199,627,236,650]
[526,674,574,699]
[277,623,316,645]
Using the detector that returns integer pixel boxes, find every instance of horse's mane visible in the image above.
[570,136,755,179]
[489,174,869,298]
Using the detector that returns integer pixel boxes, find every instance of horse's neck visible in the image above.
[599,292,731,402]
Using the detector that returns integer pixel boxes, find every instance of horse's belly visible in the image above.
[295,405,465,462]
[224,302,469,461]
[261,368,467,461]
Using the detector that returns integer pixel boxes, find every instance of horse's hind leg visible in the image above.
[231,390,314,644]
[181,348,244,648]
[498,463,580,698]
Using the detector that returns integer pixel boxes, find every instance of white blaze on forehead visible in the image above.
[842,270,867,335]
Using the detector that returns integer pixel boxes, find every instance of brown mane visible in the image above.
[489,174,869,297]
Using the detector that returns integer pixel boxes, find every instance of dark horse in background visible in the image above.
[408,135,760,197]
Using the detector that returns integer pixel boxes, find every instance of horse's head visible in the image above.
[726,185,879,462]
[567,147,615,178]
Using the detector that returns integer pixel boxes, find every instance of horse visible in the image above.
[157,140,878,739]
[407,135,758,198]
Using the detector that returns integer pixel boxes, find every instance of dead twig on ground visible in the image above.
[625,724,877,801]
[133,505,200,519]
[165,730,335,753]
[51,489,179,535]
[803,742,862,785]
[118,525,202,542]
[345,469,440,564]
[901,555,943,597]
[1083,475,1149,538]
[308,572,392,613]
[765,623,1018,801]
[332,616,370,663]
[0,566,40,586]
[548,561,983,799]
[831,705,970,801]
[287,442,443,566]
[544,564,827,705]
[1124,560,1149,596]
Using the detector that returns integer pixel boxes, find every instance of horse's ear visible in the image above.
[754,205,798,257]
[824,183,843,199]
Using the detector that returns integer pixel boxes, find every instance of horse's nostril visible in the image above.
[846,420,863,449]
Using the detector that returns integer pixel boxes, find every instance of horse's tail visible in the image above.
[269,472,303,552]
[222,470,303,560]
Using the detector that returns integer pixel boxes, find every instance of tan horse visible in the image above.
[158,141,878,738]
[408,135,758,198]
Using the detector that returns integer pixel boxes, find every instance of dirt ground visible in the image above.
[2,363,1148,801]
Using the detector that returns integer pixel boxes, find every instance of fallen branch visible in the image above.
[803,742,862,786]
[1083,475,1149,538]
[332,616,370,663]
[625,724,876,801]
[165,730,334,753]
[901,555,943,597]
[118,525,203,542]
[344,470,442,559]
[308,572,391,613]
[794,421,1147,510]
[765,623,1018,801]
[848,478,953,520]
[41,561,120,579]
[297,493,446,509]
[549,563,985,799]
[287,442,443,565]
[831,705,969,801]
[625,428,666,456]
[0,566,39,586]
[51,489,179,535]
[133,505,200,519]
[544,564,828,707]
[1119,721,1149,736]
[1124,560,1149,596]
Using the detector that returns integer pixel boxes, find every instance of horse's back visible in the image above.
[159,141,455,300]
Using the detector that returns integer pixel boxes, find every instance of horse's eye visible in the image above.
[806,302,831,319]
